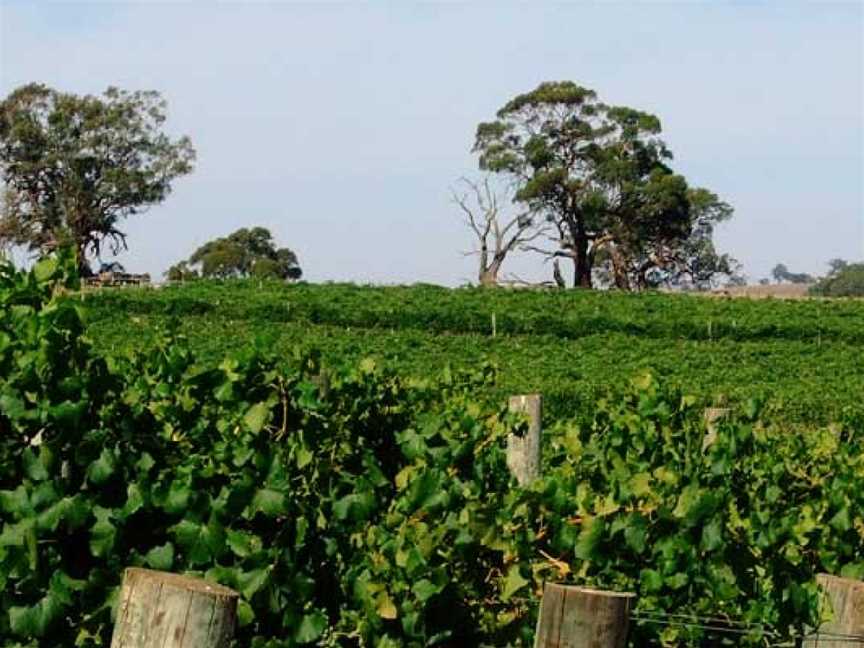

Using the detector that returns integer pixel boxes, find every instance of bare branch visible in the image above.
[452,174,543,286]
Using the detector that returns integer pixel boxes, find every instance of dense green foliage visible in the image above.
[473,81,736,290]
[0,84,194,275]
[167,227,302,281]
[3,260,864,647]
[84,280,864,427]
[0,254,523,646]
[810,263,864,297]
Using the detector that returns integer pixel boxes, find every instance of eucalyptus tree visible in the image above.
[473,81,732,289]
[0,83,195,274]
[619,188,739,290]
[169,226,302,281]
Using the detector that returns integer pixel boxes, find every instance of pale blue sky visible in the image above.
[1,1,862,284]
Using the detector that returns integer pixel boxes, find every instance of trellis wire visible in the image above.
[628,609,864,646]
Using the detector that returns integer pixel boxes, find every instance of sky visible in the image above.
[0,0,862,285]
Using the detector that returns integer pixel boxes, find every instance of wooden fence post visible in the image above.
[110,568,239,648]
[702,407,730,451]
[803,573,864,647]
[507,394,542,486]
[534,583,635,648]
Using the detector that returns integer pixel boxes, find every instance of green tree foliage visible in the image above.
[473,81,735,289]
[810,261,864,297]
[168,227,301,281]
[0,84,195,275]
[771,263,814,284]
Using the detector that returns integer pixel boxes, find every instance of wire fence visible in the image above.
[628,609,864,646]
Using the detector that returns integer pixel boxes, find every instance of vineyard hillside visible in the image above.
[5,259,864,647]
[84,280,864,428]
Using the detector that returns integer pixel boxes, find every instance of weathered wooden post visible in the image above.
[507,394,542,486]
[534,583,635,648]
[111,568,239,648]
[702,407,730,450]
[803,574,864,647]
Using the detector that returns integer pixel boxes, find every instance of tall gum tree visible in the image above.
[473,82,725,289]
[0,84,195,274]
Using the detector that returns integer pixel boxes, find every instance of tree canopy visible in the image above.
[473,81,735,289]
[0,83,195,274]
[771,263,814,284]
[810,260,864,297]
[167,227,302,281]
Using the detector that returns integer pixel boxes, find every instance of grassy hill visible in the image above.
[82,280,864,427]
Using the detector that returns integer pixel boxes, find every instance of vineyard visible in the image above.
[3,256,864,647]
[84,278,864,427]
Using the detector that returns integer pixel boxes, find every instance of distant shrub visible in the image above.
[810,263,864,297]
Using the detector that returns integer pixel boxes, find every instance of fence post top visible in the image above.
[816,572,864,591]
[122,567,239,599]
[543,582,636,598]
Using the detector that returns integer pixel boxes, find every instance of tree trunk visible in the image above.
[480,254,506,287]
[609,244,631,291]
[573,235,592,289]
[75,242,93,277]
[477,244,490,285]
[479,270,497,287]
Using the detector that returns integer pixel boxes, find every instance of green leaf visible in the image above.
[49,570,85,605]
[0,486,33,517]
[0,517,37,550]
[9,591,64,637]
[840,563,864,580]
[294,610,327,643]
[171,516,225,565]
[574,516,605,560]
[33,256,58,283]
[30,482,59,509]
[376,592,398,619]
[23,447,49,481]
[236,599,255,627]
[244,402,269,434]
[164,479,191,515]
[136,453,156,474]
[624,515,647,554]
[829,507,851,532]
[249,489,286,517]
[144,543,174,571]
[296,445,313,469]
[89,507,116,558]
[87,448,116,486]
[412,578,443,602]
[672,484,717,526]
[226,529,262,558]
[501,565,529,601]
[333,492,376,522]
[37,495,88,532]
[123,483,145,517]
[237,567,270,599]
[403,469,445,512]
[641,568,664,592]
[701,517,724,552]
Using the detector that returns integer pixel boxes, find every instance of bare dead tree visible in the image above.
[452,176,547,287]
